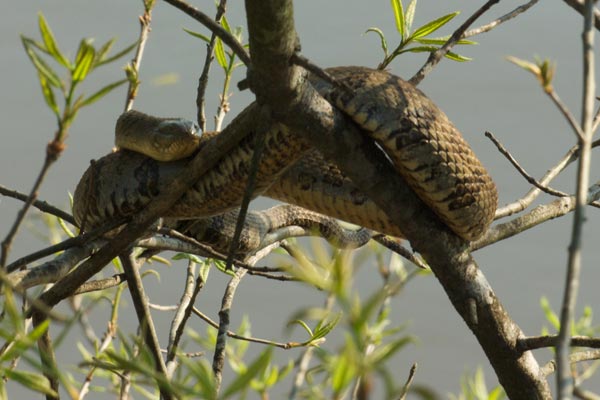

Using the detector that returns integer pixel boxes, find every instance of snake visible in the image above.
[72,66,498,250]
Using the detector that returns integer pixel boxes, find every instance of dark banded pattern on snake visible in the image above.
[73,66,497,242]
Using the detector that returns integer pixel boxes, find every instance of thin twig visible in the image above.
[409,0,500,86]
[543,349,600,377]
[1,142,65,269]
[574,387,600,400]
[120,252,172,399]
[195,0,227,129]
[33,310,60,399]
[224,108,268,272]
[372,235,427,269]
[162,0,251,66]
[485,131,570,197]
[397,363,418,400]
[562,0,600,31]
[0,185,75,225]
[472,182,600,251]
[79,309,118,399]
[557,1,596,396]
[192,307,292,349]
[70,296,99,346]
[288,294,335,399]
[73,274,127,295]
[6,218,123,273]
[4,239,106,291]
[124,3,154,112]
[495,138,600,219]
[547,88,586,141]
[166,259,206,378]
[464,0,540,37]
[518,335,600,351]
[212,268,246,393]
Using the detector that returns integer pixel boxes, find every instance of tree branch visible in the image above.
[409,0,500,86]
[563,0,600,31]
[557,1,596,395]
[243,0,550,397]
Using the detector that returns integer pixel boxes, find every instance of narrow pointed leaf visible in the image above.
[38,73,60,116]
[72,39,95,82]
[368,337,414,365]
[444,51,471,62]
[96,41,137,67]
[221,349,272,398]
[365,27,388,57]
[312,313,342,340]
[96,38,116,64]
[0,320,49,362]
[410,11,459,40]
[183,28,211,43]
[80,78,127,107]
[290,319,313,336]
[22,37,62,88]
[405,0,417,33]
[221,15,232,34]
[398,45,438,55]
[215,38,228,69]
[3,370,58,397]
[390,0,405,38]
[414,36,476,46]
[38,13,70,68]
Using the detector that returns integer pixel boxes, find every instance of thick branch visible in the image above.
[243,0,550,398]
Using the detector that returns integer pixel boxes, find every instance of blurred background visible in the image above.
[1,0,599,397]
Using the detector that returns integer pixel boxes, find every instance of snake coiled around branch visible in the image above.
[73,66,498,243]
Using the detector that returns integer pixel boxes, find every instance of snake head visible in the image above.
[115,110,203,162]
[150,118,202,161]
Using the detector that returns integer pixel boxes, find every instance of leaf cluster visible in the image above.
[367,0,475,70]
[21,13,135,135]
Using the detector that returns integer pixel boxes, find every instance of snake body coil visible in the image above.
[73,66,497,241]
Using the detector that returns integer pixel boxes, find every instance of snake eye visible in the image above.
[190,121,201,136]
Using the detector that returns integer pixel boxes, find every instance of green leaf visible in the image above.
[290,320,313,337]
[57,215,75,238]
[233,26,244,43]
[183,28,211,43]
[95,38,116,64]
[444,51,472,62]
[215,38,228,70]
[414,36,477,46]
[404,0,417,33]
[410,11,459,40]
[3,369,58,397]
[331,353,356,393]
[390,0,405,39]
[221,349,272,398]
[38,13,70,68]
[221,16,232,34]
[182,358,216,399]
[72,39,95,82]
[367,337,413,365]
[38,73,60,116]
[0,320,49,362]
[540,296,560,331]
[96,40,137,67]
[312,313,342,341]
[365,27,388,57]
[21,36,63,88]
[489,386,507,400]
[398,45,438,55]
[79,78,127,108]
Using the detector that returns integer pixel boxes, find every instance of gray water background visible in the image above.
[1,0,599,397]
